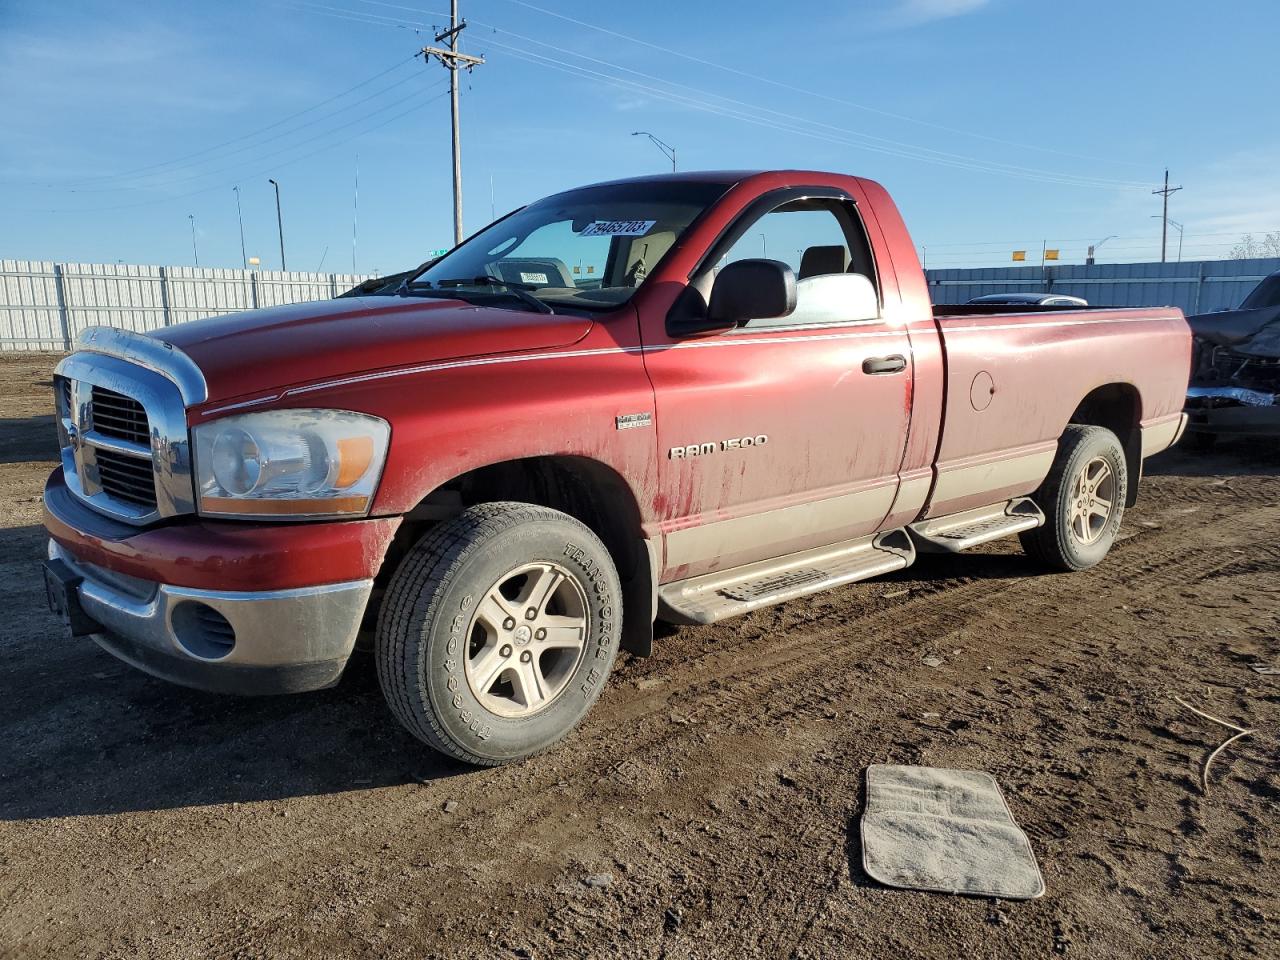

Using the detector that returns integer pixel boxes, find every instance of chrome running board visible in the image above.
[657,529,916,625]
[907,497,1044,554]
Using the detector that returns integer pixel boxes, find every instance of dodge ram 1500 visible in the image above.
[42,170,1192,764]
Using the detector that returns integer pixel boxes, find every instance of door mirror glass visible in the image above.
[707,259,797,328]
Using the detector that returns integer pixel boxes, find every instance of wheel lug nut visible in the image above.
[520,650,532,663]
[503,617,515,631]
[500,644,513,658]
[525,607,538,620]
[535,628,546,640]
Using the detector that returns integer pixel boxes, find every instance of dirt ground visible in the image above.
[0,352,1277,960]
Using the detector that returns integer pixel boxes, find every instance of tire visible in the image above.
[1019,425,1129,572]
[376,502,622,766]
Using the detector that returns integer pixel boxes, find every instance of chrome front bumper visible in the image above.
[48,540,373,694]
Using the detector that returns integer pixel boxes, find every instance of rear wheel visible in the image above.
[1020,425,1128,571]
[376,502,622,765]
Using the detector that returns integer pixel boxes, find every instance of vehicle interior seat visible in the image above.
[798,245,851,280]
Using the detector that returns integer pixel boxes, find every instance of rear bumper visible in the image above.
[48,540,372,694]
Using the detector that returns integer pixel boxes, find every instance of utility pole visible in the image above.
[352,154,359,273]
[1152,169,1183,264]
[268,178,286,271]
[631,131,676,172]
[423,1,485,245]
[233,186,247,269]
[188,214,199,267]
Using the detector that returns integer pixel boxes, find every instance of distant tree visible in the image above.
[1230,232,1280,259]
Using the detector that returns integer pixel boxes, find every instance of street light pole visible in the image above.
[268,178,286,271]
[1151,216,1184,262]
[187,214,199,267]
[232,186,247,269]
[1086,235,1115,266]
[631,131,676,172]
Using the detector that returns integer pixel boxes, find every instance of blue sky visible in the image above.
[2,0,1278,273]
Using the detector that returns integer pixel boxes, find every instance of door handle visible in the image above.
[862,354,907,375]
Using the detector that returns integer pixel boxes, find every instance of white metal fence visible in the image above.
[926,257,1280,315]
[1,260,374,351]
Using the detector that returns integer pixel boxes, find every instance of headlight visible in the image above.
[193,409,390,519]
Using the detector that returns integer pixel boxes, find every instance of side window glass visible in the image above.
[715,201,880,328]
[719,209,846,277]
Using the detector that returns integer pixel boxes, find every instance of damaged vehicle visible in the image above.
[1185,270,1280,449]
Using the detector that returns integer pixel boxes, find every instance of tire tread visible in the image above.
[1019,425,1127,572]
[376,502,605,766]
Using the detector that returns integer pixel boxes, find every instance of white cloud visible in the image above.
[893,0,993,25]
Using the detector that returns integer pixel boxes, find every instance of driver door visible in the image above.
[642,190,914,581]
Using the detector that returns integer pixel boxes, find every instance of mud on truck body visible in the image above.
[42,170,1193,765]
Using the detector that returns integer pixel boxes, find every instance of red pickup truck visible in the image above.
[42,170,1191,765]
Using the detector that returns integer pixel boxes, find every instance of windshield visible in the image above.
[409,179,733,312]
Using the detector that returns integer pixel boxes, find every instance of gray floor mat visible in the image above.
[860,764,1045,900]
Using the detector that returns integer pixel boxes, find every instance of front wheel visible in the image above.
[376,502,622,765]
[1020,425,1128,572]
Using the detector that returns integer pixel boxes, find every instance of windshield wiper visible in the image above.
[434,276,555,314]
[395,278,453,298]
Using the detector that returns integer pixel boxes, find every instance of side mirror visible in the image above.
[708,258,797,328]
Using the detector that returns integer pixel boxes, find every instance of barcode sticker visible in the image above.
[580,220,656,237]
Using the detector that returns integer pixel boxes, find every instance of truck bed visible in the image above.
[932,302,1098,318]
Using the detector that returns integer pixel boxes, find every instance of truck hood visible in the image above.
[151,295,594,404]
[1188,304,1280,359]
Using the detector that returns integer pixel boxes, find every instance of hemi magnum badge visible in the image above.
[616,412,652,430]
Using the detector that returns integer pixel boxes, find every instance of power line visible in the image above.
[59,75,448,195]
[433,0,1152,170]
[489,40,1143,189]
[63,70,441,193]
[489,37,1149,187]
[918,229,1280,249]
[295,1,1152,189]
[13,88,450,214]
[21,54,422,189]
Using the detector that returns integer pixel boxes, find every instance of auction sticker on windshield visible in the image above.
[580,220,656,237]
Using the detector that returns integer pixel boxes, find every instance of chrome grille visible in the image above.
[53,337,200,525]
[89,385,150,446]
[94,448,159,508]
[53,329,202,525]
